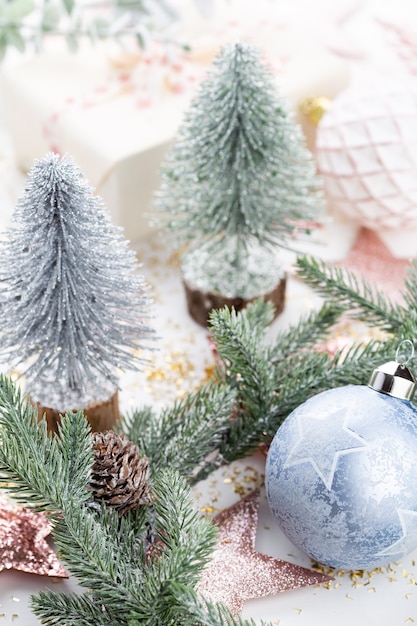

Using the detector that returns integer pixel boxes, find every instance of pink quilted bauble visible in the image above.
[316,78,417,230]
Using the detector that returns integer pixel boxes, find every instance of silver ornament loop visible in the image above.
[369,341,416,400]
[395,339,415,366]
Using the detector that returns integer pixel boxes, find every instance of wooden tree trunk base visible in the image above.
[183,275,287,328]
[35,390,120,434]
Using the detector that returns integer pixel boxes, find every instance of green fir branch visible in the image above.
[296,255,404,332]
[122,381,237,480]
[210,300,339,441]
[204,303,277,467]
[269,301,344,361]
[51,502,146,614]
[0,374,92,509]
[268,339,392,428]
[122,298,407,484]
[0,379,254,626]
[121,301,283,478]
[399,261,417,329]
[0,377,258,626]
[32,467,242,626]
[122,494,151,540]
[264,350,331,432]
[151,469,217,582]
[128,470,218,624]
[199,301,404,470]
[31,590,118,626]
[33,584,264,626]
[237,297,275,336]
[120,404,157,449]
[314,338,399,389]
[210,304,275,410]
[149,301,345,479]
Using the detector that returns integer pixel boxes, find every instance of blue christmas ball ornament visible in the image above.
[265,355,417,570]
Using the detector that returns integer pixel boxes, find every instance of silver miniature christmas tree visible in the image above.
[154,41,324,324]
[0,152,154,416]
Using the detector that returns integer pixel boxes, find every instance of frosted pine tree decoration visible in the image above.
[154,41,324,326]
[0,153,154,431]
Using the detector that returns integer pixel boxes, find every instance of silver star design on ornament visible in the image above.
[284,405,368,490]
[377,509,417,559]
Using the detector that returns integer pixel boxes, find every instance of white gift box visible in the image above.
[0,24,349,243]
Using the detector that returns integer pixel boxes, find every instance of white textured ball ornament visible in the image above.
[316,79,417,230]
[265,357,417,570]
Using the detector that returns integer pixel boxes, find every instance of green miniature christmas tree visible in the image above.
[0,152,155,431]
[154,41,324,325]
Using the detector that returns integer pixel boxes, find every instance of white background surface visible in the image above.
[2,0,417,624]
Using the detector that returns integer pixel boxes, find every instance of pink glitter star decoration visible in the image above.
[197,489,332,616]
[0,496,67,577]
[336,227,411,301]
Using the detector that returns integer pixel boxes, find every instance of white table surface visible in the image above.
[2,0,417,624]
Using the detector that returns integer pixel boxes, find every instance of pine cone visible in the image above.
[89,431,152,516]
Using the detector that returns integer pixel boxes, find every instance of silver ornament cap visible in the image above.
[368,361,416,400]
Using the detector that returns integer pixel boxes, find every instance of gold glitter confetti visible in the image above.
[203,364,217,382]
[218,464,264,498]
[141,345,207,403]
[200,506,215,514]
[310,559,416,592]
